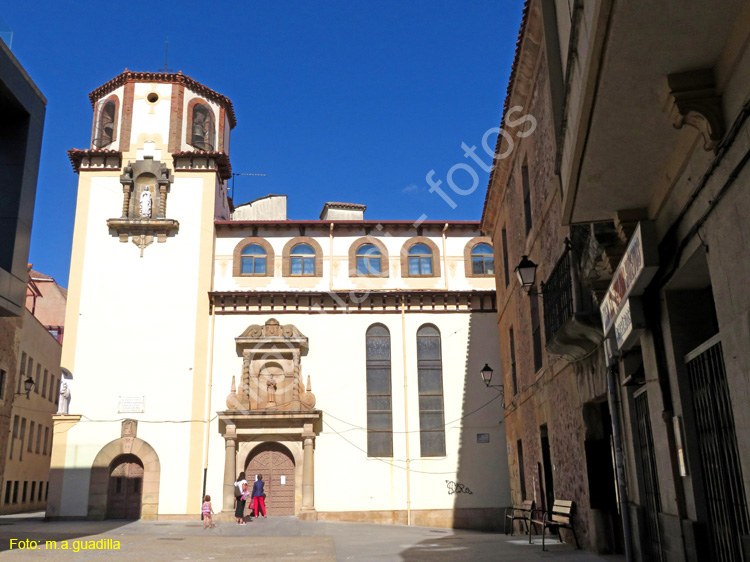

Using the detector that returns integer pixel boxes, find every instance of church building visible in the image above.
[47,71,510,529]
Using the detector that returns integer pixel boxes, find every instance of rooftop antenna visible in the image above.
[231,173,267,201]
[161,37,173,72]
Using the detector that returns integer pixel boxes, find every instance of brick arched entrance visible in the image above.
[88,436,160,520]
[245,442,295,515]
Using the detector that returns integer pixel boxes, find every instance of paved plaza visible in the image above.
[0,513,624,561]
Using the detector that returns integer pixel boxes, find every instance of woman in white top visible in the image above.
[234,471,248,524]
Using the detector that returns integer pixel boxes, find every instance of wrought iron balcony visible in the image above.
[542,241,602,361]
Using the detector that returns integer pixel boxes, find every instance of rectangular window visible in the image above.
[18,352,26,393]
[34,364,41,393]
[50,375,56,403]
[517,439,527,501]
[417,325,446,457]
[366,325,393,457]
[38,481,43,502]
[42,369,48,398]
[19,418,26,461]
[501,228,510,287]
[12,481,18,504]
[22,481,27,503]
[26,357,33,390]
[45,481,49,501]
[0,369,6,399]
[44,427,49,455]
[35,425,41,454]
[53,376,59,404]
[4,481,10,504]
[28,421,34,452]
[9,415,19,459]
[530,293,543,372]
[522,164,532,236]
[30,482,36,503]
[509,327,518,395]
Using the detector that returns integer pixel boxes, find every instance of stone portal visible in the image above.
[219,319,321,519]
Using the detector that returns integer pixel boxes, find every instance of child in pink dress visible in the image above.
[202,495,215,529]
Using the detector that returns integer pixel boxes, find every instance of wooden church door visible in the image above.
[106,454,144,519]
[246,443,295,515]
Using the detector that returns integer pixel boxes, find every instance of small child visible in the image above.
[202,495,215,529]
[241,482,250,502]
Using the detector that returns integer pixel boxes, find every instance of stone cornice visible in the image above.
[68,149,122,173]
[209,290,497,314]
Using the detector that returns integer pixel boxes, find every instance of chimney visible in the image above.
[319,202,366,220]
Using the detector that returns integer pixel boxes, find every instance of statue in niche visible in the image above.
[139,188,152,218]
[267,378,277,406]
[58,381,71,415]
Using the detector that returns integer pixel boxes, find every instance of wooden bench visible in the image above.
[529,499,579,550]
[503,499,535,536]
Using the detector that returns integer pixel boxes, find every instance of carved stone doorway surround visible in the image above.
[218,411,321,520]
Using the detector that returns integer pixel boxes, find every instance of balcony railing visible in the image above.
[542,241,601,360]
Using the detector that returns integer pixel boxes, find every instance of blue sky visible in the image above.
[3,1,524,287]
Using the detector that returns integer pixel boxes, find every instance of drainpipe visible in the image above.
[201,301,217,503]
[401,296,412,525]
[607,360,634,562]
[329,223,334,292]
[442,223,449,290]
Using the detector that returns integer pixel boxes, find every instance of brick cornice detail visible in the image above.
[209,290,497,314]
[89,70,237,128]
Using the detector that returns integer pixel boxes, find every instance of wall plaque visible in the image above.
[118,395,145,413]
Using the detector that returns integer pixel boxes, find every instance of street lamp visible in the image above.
[16,377,34,399]
[480,363,503,391]
[514,255,538,293]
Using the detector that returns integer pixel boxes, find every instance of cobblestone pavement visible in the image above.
[0,513,625,561]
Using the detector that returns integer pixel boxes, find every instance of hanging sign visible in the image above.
[614,297,646,350]
[600,222,659,336]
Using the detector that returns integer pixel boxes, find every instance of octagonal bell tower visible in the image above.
[49,71,237,519]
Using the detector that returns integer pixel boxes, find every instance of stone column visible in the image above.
[223,425,237,513]
[299,426,317,520]
[158,184,167,218]
[122,185,131,218]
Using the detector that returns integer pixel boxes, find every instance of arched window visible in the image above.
[290,244,315,275]
[94,99,116,147]
[416,324,446,457]
[408,243,433,275]
[241,244,267,275]
[191,103,215,151]
[471,243,495,275]
[356,244,382,275]
[366,324,393,457]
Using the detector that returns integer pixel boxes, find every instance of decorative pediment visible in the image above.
[227,319,315,413]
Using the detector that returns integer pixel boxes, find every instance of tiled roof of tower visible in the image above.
[89,70,237,128]
[481,0,531,227]
[323,202,367,210]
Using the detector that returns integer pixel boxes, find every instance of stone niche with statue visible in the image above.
[106,156,179,256]
[226,318,316,412]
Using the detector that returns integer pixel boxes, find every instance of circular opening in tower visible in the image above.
[147,93,159,103]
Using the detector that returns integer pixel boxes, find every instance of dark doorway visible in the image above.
[540,425,554,512]
[106,454,143,519]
